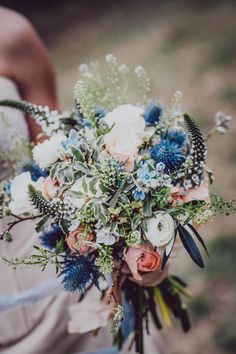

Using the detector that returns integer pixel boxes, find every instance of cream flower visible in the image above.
[9,172,45,215]
[104,131,141,171]
[33,134,66,169]
[103,105,147,171]
[146,213,175,247]
[103,104,145,132]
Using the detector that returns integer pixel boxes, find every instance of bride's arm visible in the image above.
[0,6,58,143]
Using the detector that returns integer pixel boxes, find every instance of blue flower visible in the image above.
[61,256,100,293]
[150,140,186,171]
[137,165,156,183]
[5,180,12,196]
[133,188,145,201]
[163,129,187,147]
[20,160,48,181]
[61,129,82,151]
[95,106,106,119]
[40,224,65,250]
[144,101,163,126]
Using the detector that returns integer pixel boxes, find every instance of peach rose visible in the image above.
[104,132,141,171]
[66,225,93,254]
[42,177,59,200]
[124,243,162,281]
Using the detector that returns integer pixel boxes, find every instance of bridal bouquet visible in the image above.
[0,55,235,353]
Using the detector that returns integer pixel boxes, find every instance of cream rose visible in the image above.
[104,131,142,171]
[9,172,45,215]
[33,134,66,169]
[103,104,147,171]
[146,213,175,247]
[103,104,145,132]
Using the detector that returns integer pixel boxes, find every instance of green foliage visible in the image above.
[95,246,114,274]
[1,245,64,272]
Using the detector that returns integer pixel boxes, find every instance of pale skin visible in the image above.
[0,6,58,143]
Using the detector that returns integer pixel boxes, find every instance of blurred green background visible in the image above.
[2,1,236,353]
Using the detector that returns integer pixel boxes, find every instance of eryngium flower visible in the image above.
[20,160,48,182]
[150,140,186,171]
[163,129,187,147]
[40,224,65,250]
[61,256,100,293]
[144,101,163,126]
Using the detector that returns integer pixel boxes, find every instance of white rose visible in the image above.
[103,104,145,133]
[33,134,66,169]
[9,172,45,215]
[146,213,175,247]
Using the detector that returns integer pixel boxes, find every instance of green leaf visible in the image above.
[50,162,62,180]
[55,238,64,254]
[186,223,209,256]
[59,219,70,235]
[89,178,98,195]
[178,224,204,268]
[82,176,88,194]
[143,193,153,217]
[71,146,85,162]
[35,215,51,233]
[109,180,127,208]
[63,165,74,183]
[74,161,90,174]
[94,203,107,223]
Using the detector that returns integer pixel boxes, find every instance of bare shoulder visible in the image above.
[0,6,57,108]
[0,7,34,51]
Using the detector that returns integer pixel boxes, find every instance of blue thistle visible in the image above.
[144,101,163,126]
[61,256,100,293]
[163,129,188,147]
[20,160,48,181]
[150,140,186,171]
[40,225,65,250]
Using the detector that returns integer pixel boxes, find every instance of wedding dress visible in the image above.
[0,77,166,354]
[0,76,113,354]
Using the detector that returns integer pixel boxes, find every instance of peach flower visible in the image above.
[124,243,162,281]
[42,176,59,200]
[104,132,141,171]
[170,182,210,206]
[183,181,210,203]
[66,225,93,254]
